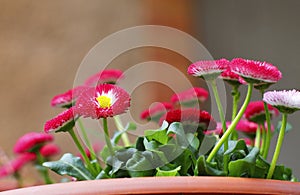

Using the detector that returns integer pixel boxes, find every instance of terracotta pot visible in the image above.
[2,176,300,195]
[0,180,18,192]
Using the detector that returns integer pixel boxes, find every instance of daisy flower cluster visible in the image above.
[0,132,60,186]
[42,59,300,181]
[2,58,299,187]
[188,58,299,179]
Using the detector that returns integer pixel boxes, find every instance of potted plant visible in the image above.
[1,58,300,194]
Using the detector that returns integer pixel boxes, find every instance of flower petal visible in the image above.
[263,89,300,114]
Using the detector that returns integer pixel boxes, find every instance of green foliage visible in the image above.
[43,153,94,180]
[44,121,297,181]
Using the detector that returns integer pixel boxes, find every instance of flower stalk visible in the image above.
[68,129,97,175]
[267,113,287,179]
[102,118,115,156]
[209,79,228,172]
[262,101,272,158]
[114,115,131,147]
[207,83,253,162]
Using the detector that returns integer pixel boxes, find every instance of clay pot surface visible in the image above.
[1,176,300,195]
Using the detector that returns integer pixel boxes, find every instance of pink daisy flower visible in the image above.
[219,67,246,86]
[14,132,54,154]
[159,109,217,131]
[51,86,88,108]
[187,59,229,80]
[263,89,300,114]
[40,144,60,157]
[84,69,124,86]
[0,153,36,178]
[244,101,279,124]
[204,122,223,136]
[171,87,209,106]
[235,120,258,134]
[231,58,282,88]
[241,138,254,146]
[75,84,130,119]
[44,107,79,133]
[140,102,173,122]
[78,143,103,160]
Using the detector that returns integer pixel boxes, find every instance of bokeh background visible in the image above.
[0,0,299,183]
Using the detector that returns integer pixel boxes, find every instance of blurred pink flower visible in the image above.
[50,86,88,108]
[0,153,36,178]
[160,108,216,131]
[244,101,279,124]
[140,102,173,122]
[235,120,258,134]
[84,69,124,86]
[171,87,209,105]
[187,59,229,80]
[40,144,60,157]
[14,132,53,154]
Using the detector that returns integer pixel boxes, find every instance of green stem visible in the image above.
[36,152,53,184]
[102,118,115,156]
[207,83,253,163]
[262,100,272,159]
[232,86,240,120]
[77,119,94,155]
[13,172,22,188]
[230,85,240,140]
[254,125,261,149]
[114,115,131,147]
[260,125,267,155]
[77,119,101,172]
[210,80,228,172]
[267,113,287,179]
[68,129,97,175]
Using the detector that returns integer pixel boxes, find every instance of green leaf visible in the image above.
[145,129,169,145]
[167,122,189,148]
[143,138,160,150]
[228,147,261,178]
[275,121,292,134]
[111,122,136,145]
[106,148,137,175]
[195,155,226,176]
[156,166,181,176]
[172,149,194,175]
[186,133,200,152]
[224,140,248,155]
[160,120,169,130]
[126,151,155,177]
[199,135,217,155]
[43,153,94,180]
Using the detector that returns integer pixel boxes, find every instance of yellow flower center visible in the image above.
[96,95,112,109]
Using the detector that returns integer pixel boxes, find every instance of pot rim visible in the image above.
[2,176,300,195]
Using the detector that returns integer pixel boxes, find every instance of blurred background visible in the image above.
[0,0,299,183]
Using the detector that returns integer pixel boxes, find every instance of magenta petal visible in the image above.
[188,59,229,79]
[140,102,173,120]
[40,144,60,157]
[84,69,124,86]
[0,153,36,178]
[75,84,130,119]
[231,58,282,84]
[44,107,78,133]
[50,86,88,108]
[14,132,53,154]
[171,87,209,104]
